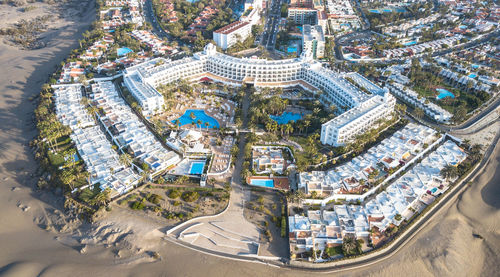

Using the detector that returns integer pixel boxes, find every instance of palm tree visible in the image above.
[92,188,111,207]
[304,120,311,134]
[119,153,132,167]
[440,164,459,180]
[204,122,209,129]
[173,119,180,130]
[342,235,360,256]
[414,107,424,119]
[197,119,202,131]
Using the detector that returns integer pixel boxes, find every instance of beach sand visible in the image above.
[0,1,499,276]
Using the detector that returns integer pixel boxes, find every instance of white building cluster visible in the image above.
[387,83,453,123]
[384,35,463,58]
[300,123,438,195]
[291,140,467,256]
[53,84,140,196]
[90,81,181,177]
[123,43,395,146]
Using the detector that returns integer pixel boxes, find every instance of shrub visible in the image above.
[168,189,181,199]
[130,201,145,210]
[147,193,163,205]
[182,191,199,202]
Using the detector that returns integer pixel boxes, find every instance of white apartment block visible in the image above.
[320,93,395,146]
[302,25,325,59]
[213,21,252,50]
[123,43,395,147]
[288,7,318,25]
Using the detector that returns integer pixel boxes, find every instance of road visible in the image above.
[143,0,185,47]
[261,0,282,50]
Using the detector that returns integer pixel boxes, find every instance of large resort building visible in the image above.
[123,43,395,146]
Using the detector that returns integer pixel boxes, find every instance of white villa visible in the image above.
[252,146,287,174]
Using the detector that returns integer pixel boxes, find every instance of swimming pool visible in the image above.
[436,88,455,100]
[369,9,381,14]
[468,73,477,78]
[270,112,303,125]
[117,47,133,56]
[404,41,417,46]
[431,187,438,194]
[471,64,479,69]
[250,179,274,188]
[189,161,205,175]
[287,47,297,53]
[173,109,220,128]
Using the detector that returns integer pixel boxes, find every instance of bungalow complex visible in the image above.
[291,140,467,259]
[131,30,171,54]
[252,146,288,174]
[90,81,181,177]
[300,123,438,195]
[53,84,140,196]
[58,61,85,84]
[289,206,369,259]
[124,43,395,146]
[387,83,453,123]
[384,35,463,58]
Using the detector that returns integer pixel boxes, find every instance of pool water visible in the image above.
[173,109,220,128]
[431,187,438,194]
[468,73,477,78]
[250,179,274,188]
[404,41,417,46]
[287,47,297,53]
[189,161,205,175]
[117,47,133,56]
[270,112,303,125]
[436,88,455,100]
[471,64,479,69]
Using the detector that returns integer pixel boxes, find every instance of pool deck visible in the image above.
[247,176,290,190]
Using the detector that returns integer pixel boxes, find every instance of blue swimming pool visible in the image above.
[404,41,417,46]
[190,161,205,175]
[471,64,479,69]
[173,109,220,128]
[369,9,381,14]
[436,88,455,100]
[117,47,133,56]
[287,47,297,53]
[270,112,303,125]
[468,73,477,78]
[431,187,438,194]
[250,179,274,188]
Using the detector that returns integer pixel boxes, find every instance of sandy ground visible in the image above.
[0,1,499,276]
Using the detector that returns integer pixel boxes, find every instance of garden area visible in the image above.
[408,61,491,123]
[116,183,230,224]
[243,188,289,258]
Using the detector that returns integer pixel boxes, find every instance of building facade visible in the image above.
[302,25,325,59]
[123,43,395,146]
[213,21,252,50]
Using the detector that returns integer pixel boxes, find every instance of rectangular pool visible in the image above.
[190,161,205,175]
[250,179,274,188]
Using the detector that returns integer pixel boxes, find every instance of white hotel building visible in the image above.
[123,43,395,146]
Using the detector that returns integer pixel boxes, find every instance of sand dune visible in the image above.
[0,1,498,276]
